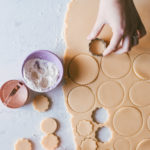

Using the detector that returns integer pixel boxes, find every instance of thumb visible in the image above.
[87,20,104,40]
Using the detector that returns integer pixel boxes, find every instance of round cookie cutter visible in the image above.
[0,80,29,108]
[89,38,107,56]
[22,50,64,93]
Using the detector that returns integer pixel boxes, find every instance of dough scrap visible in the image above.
[41,134,59,150]
[77,120,93,136]
[133,53,150,79]
[40,118,58,134]
[113,107,143,136]
[14,138,32,150]
[69,54,99,85]
[136,139,150,150]
[97,81,124,107]
[129,81,150,106]
[80,138,97,150]
[101,53,130,79]
[68,86,95,113]
[114,139,130,150]
[33,95,50,112]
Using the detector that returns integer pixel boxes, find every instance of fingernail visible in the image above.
[87,35,92,40]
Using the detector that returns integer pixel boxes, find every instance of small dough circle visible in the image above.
[129,81,150,106]
[133,53,150,79]
[80,138,97,150]
[33,95,50,112]
[41,134,59,150]
[77,120,93,136]
[97,81,124,107]
[136,139,150,150]
[14,138,32,150]
[147,116,150,130]
[68,86,95,113]
[114,139,130,150]
[113,107,143,136]
[101,53,130,79]
[40,118,58,134]
[69,54,99,85]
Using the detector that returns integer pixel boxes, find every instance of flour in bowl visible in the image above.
[23,58,59,92]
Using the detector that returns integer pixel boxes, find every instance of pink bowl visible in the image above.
[22,50,64,93]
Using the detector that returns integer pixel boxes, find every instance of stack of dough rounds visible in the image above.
[40,118,60,150]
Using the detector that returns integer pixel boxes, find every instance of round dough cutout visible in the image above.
[41,134,59,150]
[133,53,150,79]
[14,138,32,150]
[147,116,150,130]
[40,118,58,134]
[113,107,143,136]
[77,120,93,136]
[69,54,99,85]
[97,81,124,107]
[136,139,150,150]
[68,86,95,113]
[80,138,97,150]
[129,81,150,107]
[114,139,130,150]
[33,95,50,112]
[101,53,130,79]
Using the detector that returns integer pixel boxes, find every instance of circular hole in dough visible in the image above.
[96,126,112,143]
[113,107,143,136]
[133,53,150,79]
[77,120,93,136]
[101,53,131,79]
[114,139,130,150]
[14,138,32,150]
[129,81,150,107]
[136,139,150,150]
[68,86,95,113]
[40,118,58,134]
[89,39,106,56]
[80,138,97,150]
[92,108,109,124]
[97,81,124,107]
[41,134,59,150]
[32,95,50,112]
[68,54,99,85]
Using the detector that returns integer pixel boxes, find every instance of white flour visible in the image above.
[23,58,59,92]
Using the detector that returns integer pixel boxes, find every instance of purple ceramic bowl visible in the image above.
[22,50,64,93]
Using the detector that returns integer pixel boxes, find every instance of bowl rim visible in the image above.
[21,50,64,93]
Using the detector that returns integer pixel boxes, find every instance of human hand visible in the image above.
[88,0,146,56]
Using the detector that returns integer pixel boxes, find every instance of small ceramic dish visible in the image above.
[22,50,64,93]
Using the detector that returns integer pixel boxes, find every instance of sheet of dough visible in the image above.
[63,0,150,149]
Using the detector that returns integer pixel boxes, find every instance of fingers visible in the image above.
[115,36,131,55]
[103,32,123,56]
[87,21,104,40]
[137,22,147,38]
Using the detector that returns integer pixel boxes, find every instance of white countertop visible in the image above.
[0,0,75,149]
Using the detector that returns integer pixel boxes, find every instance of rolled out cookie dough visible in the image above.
[113,107,143,136]
[40,118,58,134]
[97,81,124,107]
[41,134,59,150]
[14,139,32,150]
[114,139,130,150]
[33,95,50,112]
[80,138,97,150]
[68,86,95,113]
[136,139,150,150]
[101,53,131,79]
[69,54,99,85]
[129,81,150,106]
[77,120,93,136]
[133,53,150,79]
